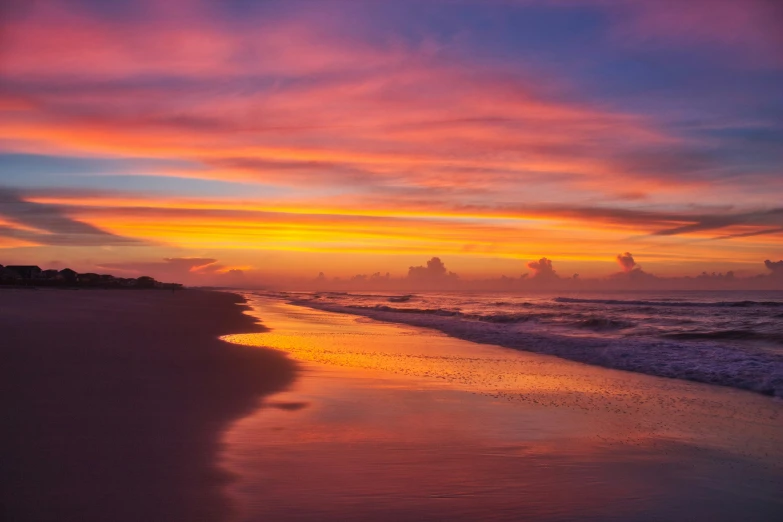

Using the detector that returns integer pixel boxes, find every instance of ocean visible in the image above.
[255,289,783,398]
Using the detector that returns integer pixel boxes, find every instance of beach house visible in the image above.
[5,265,42,280]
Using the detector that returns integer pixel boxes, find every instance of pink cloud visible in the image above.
[607,0,783,68]
[1,0,687,204]
[1,0,781,271]
[1,1,410,80]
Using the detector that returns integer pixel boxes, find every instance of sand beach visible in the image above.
[2,289,782,521]
[0,289,295,522]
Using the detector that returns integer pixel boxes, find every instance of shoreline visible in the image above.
[221,296,783,521]
[289,298,783,398]
[4,289,781,521]
[0,288,297,522]
[229,297,783,457]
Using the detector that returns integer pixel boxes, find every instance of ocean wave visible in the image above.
[473,313,535,323]
[349,305,555,324]
[388,295,413,303]
[574,317,635,331]
[663,330,783,344]
[349,305,460,316]
[555,297,783,308]
[297,299,783,398]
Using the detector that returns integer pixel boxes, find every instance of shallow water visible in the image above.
[222,297,783,522]
[267,290,783,397]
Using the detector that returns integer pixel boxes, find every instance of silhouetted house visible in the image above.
[0,263,183,289]
[0,265,21,281]
[135,276,157,288]
[78,273,101,285]
[41,269,63,280]
[59,268,78,282]
[5,265,42,280]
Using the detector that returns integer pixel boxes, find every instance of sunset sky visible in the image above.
[1,0,782,284]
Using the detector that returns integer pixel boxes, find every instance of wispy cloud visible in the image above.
[605,0,783,68]
[1,0,780,275]
[653,209,783,237]
[96,257,248,284]
[0,188,144,247]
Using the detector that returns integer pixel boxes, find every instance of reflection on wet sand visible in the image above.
[223,298,783,522]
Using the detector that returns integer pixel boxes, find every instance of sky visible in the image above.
[1,0,782,286]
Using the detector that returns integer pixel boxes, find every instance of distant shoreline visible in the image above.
[0,283,183,289]
[0,264,182,289]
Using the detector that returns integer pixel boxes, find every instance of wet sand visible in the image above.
[0,289,296,522]
[223,296,783,522]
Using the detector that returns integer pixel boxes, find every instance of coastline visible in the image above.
[290,298,783,397]
[221,296,783,521]
[4,289,781,521]
[0,288,296,522]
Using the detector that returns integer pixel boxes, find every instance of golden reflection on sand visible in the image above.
[224,299,782,455]
[220,297,783,521]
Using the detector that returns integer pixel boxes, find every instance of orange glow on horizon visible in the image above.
[1,0,781,281]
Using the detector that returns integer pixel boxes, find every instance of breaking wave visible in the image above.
[663,330,783,344]
[555,297,783,308]
[294,296,783,398]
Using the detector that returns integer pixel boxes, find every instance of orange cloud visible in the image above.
[1,0,781,277]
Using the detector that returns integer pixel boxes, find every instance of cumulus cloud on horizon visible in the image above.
[765,259,783,277]
[407,257,458,281]
[616,252,637,273]
[527,257,558,280]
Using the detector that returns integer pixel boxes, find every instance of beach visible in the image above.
[5,1,782,520]
[223,295,783,521]
[2,289,782,521]
[0,289,296,522]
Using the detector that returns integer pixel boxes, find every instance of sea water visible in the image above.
[258,290,783,397]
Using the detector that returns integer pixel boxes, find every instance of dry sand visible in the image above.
[0,289,296,522]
